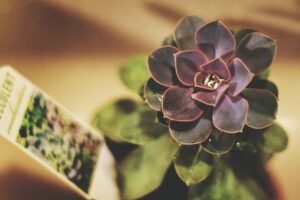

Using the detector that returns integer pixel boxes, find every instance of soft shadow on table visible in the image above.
[0,166,83,200]
[0,0,147,59]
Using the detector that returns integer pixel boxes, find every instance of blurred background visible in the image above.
[0,0,299,199]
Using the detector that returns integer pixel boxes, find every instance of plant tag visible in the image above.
[0,66,119,200]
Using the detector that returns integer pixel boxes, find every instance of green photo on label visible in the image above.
[16,92,101,192]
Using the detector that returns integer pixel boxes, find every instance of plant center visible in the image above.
[203,74,223,90]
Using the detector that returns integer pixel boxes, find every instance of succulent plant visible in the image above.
[93,16,288,200]
[146,17,278,146]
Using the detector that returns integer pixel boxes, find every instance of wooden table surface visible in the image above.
[0,0,299,199]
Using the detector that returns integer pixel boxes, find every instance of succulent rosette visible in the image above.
[93,16,288,199]
[145,16,278,149]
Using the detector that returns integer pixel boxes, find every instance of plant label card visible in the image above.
[0,66,119,200]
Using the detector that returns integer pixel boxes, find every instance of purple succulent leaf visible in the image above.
[227,58,254,96]
[213,95,248,133]
[200,58,231,80]
[236,32,276,75]
[235,29,257,45]
[241,88,277,129]
[144,78,167,111]
[174,16,207,50]
[191,84,229,106]
[156,112,169,126]
[196,21,236,60]
[169,111,212,145]
[202,127,236,156]
[175,50,208,86]
[162,86,204,122]
[247,79,278,97]
[148,46,179,87]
